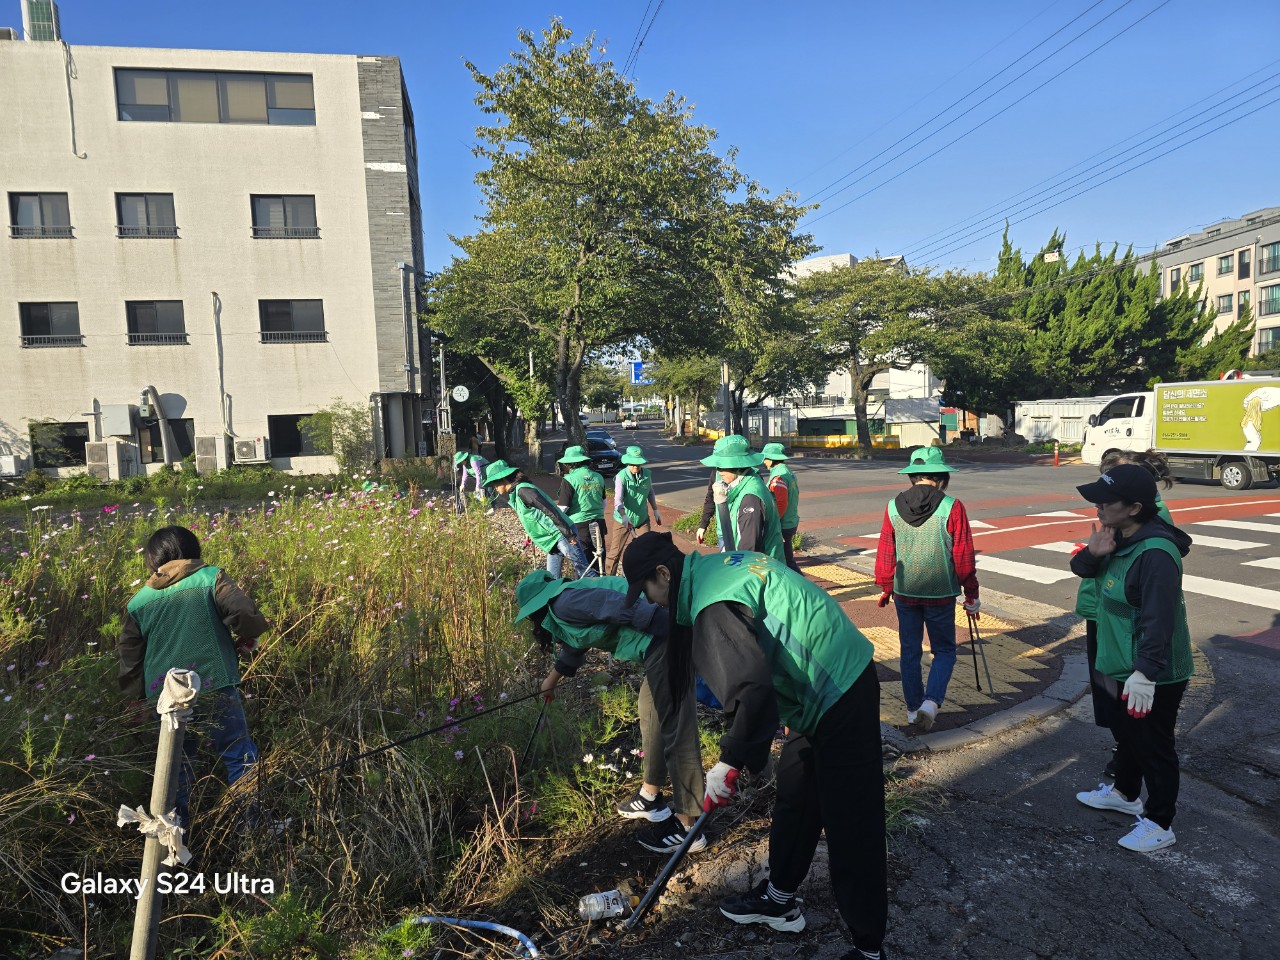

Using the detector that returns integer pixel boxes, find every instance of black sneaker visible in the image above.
[616,789,672,822]
[1104,746,1118,779]
[637,819,707,853]
[719,879,806,932]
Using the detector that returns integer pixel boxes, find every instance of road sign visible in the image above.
[451,385,470,402]
[630,361,653,386]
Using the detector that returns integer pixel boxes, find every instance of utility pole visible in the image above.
[721,360,732,435]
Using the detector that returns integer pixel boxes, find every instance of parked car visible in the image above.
[586,428,617,449]
[554,438,622,475]
[622,416,639,430]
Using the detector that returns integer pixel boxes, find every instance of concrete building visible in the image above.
[1153,206,1280,357]
[0,3,427,477]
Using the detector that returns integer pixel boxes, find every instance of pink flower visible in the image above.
[84,754,96,761]
[67,813,76,825]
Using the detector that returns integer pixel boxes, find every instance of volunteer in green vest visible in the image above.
[700,435,785,562]
[606,446,663,575]
[1076,450,1174,780]
[622,533,887,960]
[555,445,608,575]
[762,442,802,573]
[515,570,705,853]
[485,459,598,579]
[1071,464,1192,854]
[117,525,270,832]
[454,450,492,508]
[874,445,979,732]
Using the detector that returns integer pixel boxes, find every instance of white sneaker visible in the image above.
[916,699,938,732]
[1076,782,1143,816]
[1118,816,1176,852]
[906,709,918,725]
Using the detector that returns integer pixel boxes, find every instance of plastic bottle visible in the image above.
[577,888,636,921]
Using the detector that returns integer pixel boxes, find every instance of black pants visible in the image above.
[780,526,801,573]
[768,663,887,954]
[1110,679,1187,829]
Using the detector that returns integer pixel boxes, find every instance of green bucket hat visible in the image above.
[760,442,790,461]
[700,434,764,469]
[515,570,570,622]
[453,451,469,466]
[899,446,956,475]
[620,446,647,465]
[558,444,590,465]
[484,458,520,485]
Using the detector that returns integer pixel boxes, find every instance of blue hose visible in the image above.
[403,915,540,958]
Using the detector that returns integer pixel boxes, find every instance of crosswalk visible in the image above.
[969,511,1280,612]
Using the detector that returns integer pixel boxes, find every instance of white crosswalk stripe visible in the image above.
[1182,534,1267,551]
[1194,519,1280,535]
[1031,541,1082,554]
[1242,557,1280,570]
[976,555,1076,584]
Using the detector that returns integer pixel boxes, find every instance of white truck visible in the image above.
[1080,375,1280,490]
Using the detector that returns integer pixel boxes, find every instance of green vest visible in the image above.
[126,565,239,702]
[726,474,785,562]
[511,481,573,553]
[676,550,873,736]
[888,496,960,598]
[616,467,653,527]
[544,576,654,664]
[768,464,800,530]
[1074,497,1173,620]
[564,466,606,523]
[1094,537,1193,683]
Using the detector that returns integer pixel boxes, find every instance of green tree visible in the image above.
[299,400,377,473]
[1174,304,1255,380]
[579,360,627,412]
[647,353,721,434]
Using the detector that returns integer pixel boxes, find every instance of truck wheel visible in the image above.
[1220,460,1253,491]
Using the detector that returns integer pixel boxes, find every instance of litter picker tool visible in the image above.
[519,697,550,773]
[967,612,994,694]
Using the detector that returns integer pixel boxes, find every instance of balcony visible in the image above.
[10,225,74,239]
[260,329,327,343]
[1259,298,1280,318]
[128,332,189,345]
[117,225,180,239]
[21,334,84,348]
[1260,256,1280,277]
[252,226,321,239]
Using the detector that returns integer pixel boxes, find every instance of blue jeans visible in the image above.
[170,688,259,828]
[546,536,599,578]
[895,599,958,711]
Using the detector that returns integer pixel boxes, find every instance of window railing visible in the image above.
[260,329,327,343]
[1260,257,1280,276]
[128,332,189,345]
[252,226,321,239]
[1259,298,1280,318]
[21,334,84,347]
[10,225,74,238]
[117,225,180,239]
[1217,264,1233,276]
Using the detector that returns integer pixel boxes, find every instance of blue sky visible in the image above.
[48,0,1280,274]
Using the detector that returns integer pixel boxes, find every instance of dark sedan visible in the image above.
[585,438,622,475]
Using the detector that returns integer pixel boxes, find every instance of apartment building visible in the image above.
[1154,206,1280,357]
[0,2,428,477]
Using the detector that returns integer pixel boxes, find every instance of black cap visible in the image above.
[1077,464,1157,506]
[622,531,683,605]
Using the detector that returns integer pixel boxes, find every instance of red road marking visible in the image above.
[1232,627,1280,650]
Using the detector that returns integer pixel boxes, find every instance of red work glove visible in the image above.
[877,591,893,608]
[703,762,739,811]
[236,637,260,658]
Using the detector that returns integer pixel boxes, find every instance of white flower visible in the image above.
[20,495,31,501]
[582,753,594,764]
[32,505,52,512]
[130,579,142,587]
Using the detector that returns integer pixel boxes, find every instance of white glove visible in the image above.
[712,481,729,505]
[696,527,707,544]
[963,598,981,617]
[1121,670,1155,717]
[703,761,739,810]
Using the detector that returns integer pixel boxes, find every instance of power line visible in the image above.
[802,0,1172,228]
[622,0,665,77]
[620,0,656,77]
[899,57,1280,260]
[923,94,1280,266]
[909,69,1280,263]
[800,0,1126,207]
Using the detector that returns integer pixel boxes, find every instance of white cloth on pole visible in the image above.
[117,804,193,866]
[156,668,201,730]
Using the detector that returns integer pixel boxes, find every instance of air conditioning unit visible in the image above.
[234,437,270,464]
[195,435,231,475]
[0,454,25,477]
[85,441,138,481]
[0,27,19,41]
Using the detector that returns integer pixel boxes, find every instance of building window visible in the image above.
[1260,285,1280,318]
[116,194,177,238]
[29,421,90,468]
[258,300,326,342]
[1217,293,1233,315]
[1188,262,1204,282]
[141,418,195,462]
[1239,248,1251,280]
[1207,228,1220,237]
[267,414,322,457]
[9,192,72,238]
[1168,266,1181,288]
[1239,290,1251,317]
[1217,254,1234,276]
[251,195,319,238]
[115,69,316,125]
[126,301,188,345]
[1260,327,1280,354]
[1262,242,1280,277]
[19,302,82,347]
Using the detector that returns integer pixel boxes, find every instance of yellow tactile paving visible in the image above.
[803,563,875,586]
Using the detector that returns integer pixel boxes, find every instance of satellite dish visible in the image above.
[451,385,470,402]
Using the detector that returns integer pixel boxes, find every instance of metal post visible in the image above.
[721,361,731,436]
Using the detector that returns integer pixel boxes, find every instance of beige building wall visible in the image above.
[0,41,388,472]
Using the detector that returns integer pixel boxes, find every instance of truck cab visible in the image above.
[1080,393,1153,466]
